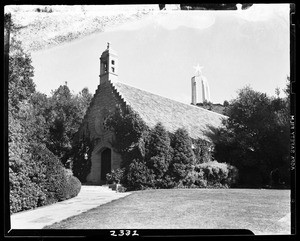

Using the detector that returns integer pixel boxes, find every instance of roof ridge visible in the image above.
[113,81,228,118]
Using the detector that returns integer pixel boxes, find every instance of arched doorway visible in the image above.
[101,148,111,182]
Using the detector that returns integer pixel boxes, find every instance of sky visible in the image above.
[31,4,290,104]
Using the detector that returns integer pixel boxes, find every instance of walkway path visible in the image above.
[10,185,131,229]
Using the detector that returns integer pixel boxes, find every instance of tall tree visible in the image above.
[213,84,290,187]
[47,85,92,167]
[145,122,172,185]
[8,37,35,113]
[169,128,195,184]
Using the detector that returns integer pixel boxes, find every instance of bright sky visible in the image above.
[31,4,290,104]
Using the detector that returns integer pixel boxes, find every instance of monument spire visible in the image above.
[191,64,211,104]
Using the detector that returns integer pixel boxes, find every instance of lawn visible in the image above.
[45,188,290,235]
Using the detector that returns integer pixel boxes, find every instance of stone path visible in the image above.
[10,185,131,229]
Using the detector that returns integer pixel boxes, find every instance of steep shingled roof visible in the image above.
[111,82,227,142]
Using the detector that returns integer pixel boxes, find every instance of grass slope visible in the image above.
[45,188,290,234]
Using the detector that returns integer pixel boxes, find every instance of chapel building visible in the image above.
[76,44,227,184]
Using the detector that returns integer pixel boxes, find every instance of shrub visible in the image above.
[106,168,125,184]
[194,161,238,187]
[20,144,81,208]
[56,169,81,201]
[116,184,127,193]
[9,143,81,213]
[9,167,46,213]
[31,144,69,202]
[68,176,81,198]
[123,159,155,191]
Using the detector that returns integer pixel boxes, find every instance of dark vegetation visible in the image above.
[6,15,91,213]
[210,84,291,188]
[103,81,291,190]
[104,107,238,191]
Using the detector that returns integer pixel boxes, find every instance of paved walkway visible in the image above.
[10,185,131,229]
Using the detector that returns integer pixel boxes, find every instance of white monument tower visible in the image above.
[191,64,211,104]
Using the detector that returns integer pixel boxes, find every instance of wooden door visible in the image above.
[101,148,111,181]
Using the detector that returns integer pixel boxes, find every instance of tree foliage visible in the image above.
[169,128,195,183]
[8,38,35,112]
[8,28,84,213]
[105,108,236,190]
[46,84,93,167]
[104,106,148,167]
[212,84,290,187]
[145,122,172,184]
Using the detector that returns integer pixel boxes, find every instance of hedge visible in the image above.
[10,144,82,213]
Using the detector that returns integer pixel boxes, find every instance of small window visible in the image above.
[111,60,115,65]
[111,67,115,72]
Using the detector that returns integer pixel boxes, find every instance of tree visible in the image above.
[223,100,229,107]
[8,19,82,212]
[47,85,92,167]
[73,87,93,121]
[8,38,35,113]
[144,122,172,186]
[213,84,290,187]
[169,128,195,184]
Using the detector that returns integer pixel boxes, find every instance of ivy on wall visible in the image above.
[104,106,149,168]
[71,130,94,183]
[104,106,238,191]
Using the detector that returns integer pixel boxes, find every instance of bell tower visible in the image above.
[99,42,118,84]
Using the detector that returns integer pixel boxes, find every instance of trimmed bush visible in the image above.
[10,143,82,213]
[56,173,81,201]
[194,161,238,187]
[9,167,46,213]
